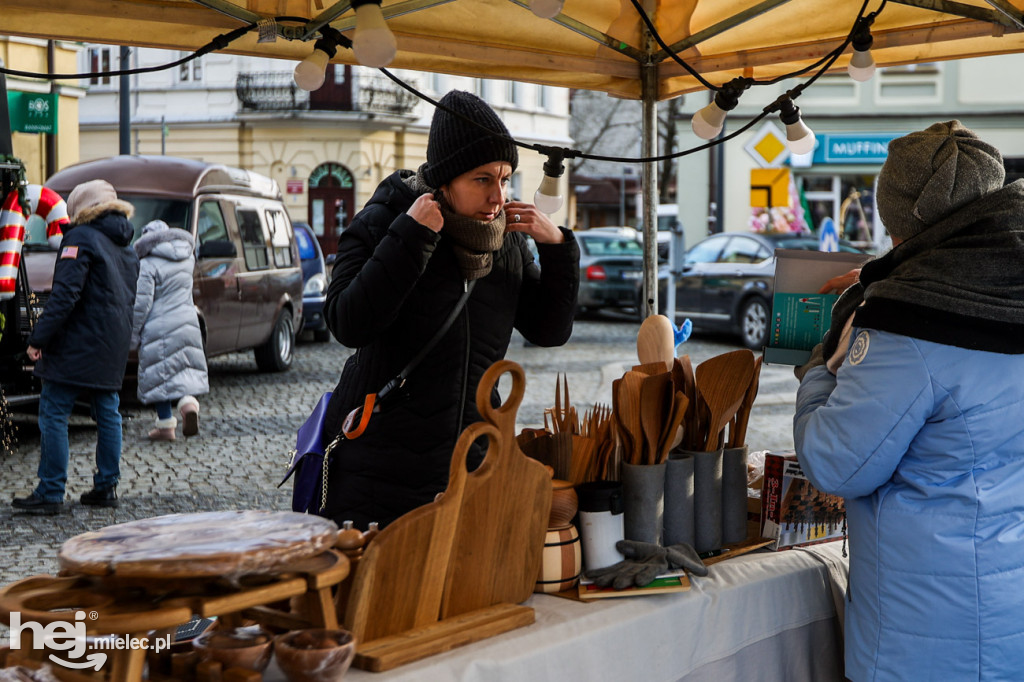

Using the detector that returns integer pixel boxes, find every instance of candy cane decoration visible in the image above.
[0,184,69,301]
[26,184,68,249]
[0,189,27,301]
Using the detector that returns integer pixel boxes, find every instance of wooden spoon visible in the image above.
[694,350,755,451]
[657,391,689,463]
[639,372,671,465]
[637,314,676,373]
[618,370,647,465]
[730,355,763,448]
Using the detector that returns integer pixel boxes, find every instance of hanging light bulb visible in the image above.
[847,17,876,82]
[294,26,343,91]
[351,0,397,68]
[530,0,564,19]
[534,149,565,214]
[691,78,748,140]
[777,96,816,155]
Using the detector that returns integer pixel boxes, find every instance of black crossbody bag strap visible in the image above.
[341,279,476,438]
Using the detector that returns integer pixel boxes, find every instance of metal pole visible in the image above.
[640,63,659,319]
[119,46,131,155]
[161,115,166,155]
[46,41,57,178]
[0,61,14,158]
[619,170,626,226]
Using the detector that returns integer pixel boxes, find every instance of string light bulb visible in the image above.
[351,0,397,68]
[534,149,565,214]
[848,17,876,82]
[691,78,749,140]
[293,26,343,91]
[530,0,564,19]
[777,96,816,155]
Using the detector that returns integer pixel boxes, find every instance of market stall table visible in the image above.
[276,542,849,682]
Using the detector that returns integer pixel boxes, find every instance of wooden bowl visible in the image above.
[193,625,274,672]
[549,479,578,528]
[274,628,356,682]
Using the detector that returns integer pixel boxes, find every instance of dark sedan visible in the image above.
[293,222,330,342]
[575,231,649,318]
[670,232,868,349]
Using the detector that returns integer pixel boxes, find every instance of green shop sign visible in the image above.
[7,91,58,134]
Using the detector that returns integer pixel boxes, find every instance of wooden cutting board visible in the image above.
[441,360,553,618]
[345,422,499,643]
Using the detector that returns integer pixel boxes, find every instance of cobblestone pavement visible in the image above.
[0,316,799,592]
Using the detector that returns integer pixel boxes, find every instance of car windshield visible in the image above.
[120,196,192,244]
[580,236,644,256]
[293,226,317,261]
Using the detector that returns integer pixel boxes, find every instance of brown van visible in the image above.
[3,156,302,406]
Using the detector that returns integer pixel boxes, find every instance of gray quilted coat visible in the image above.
[131,226,208,404]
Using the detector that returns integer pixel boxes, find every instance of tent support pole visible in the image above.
[640,61,659,319]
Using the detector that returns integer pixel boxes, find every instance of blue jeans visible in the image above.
[154,400,173,420]
[36,381,122,502]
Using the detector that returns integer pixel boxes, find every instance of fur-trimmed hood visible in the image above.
[134,226,195,261]
[71,199,135,227]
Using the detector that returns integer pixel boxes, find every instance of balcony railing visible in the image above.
[236,72,418,116]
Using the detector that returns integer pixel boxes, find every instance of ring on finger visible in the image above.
[513,214,521,223]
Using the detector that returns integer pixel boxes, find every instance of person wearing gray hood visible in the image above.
[131,219,208,440]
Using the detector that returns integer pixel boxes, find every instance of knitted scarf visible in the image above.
[847,180,1024,354]
[406,170,506,280]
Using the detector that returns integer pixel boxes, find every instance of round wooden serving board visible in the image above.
[58,510,339,579]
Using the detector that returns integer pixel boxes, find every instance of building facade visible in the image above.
[75,46,572,255]
[675,54,1024,252]
[1,37,83,184]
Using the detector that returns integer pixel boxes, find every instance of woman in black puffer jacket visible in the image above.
[318,91,580,529]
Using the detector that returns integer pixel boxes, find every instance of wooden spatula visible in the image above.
[639,371,672,465]
[618,370,648,465]
[695,350,756,451]
[730,355,763,448]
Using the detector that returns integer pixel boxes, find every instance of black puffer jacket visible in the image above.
[29,211,139,390]
[319,170,580,528]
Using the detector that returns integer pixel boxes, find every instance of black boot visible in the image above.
[12,492,63,515]
[80,486,119,508]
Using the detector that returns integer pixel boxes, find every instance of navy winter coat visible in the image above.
[319,170,580,528]
[29,211,139,390]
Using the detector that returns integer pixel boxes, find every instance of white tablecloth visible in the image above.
[267,542,849,682]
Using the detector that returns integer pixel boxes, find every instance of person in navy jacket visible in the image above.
[794,121,1024,681]
[13,179,139,515]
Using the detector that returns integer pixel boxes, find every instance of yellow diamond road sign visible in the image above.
[745,121,790,168]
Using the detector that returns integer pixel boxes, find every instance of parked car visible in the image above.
[292,222,331,342]
[670,232,869,350]
[7,156,304,407]
[575,231,667,319]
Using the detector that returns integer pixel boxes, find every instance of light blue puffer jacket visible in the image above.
[794,329,1024,681]
[131,226,208,404]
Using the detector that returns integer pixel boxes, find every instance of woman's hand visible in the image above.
[504,201,564,244]
[819,268,861,294]
[407,194,444,233]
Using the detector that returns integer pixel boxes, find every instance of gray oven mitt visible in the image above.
[584,540,708,590]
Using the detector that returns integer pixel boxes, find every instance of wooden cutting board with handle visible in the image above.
[441,360,553,619]
[345,421,501,643]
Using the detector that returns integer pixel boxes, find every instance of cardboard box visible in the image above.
[760,451,845,551]
[764,249,872,365]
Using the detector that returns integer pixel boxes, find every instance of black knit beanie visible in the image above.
[421,90,519,189]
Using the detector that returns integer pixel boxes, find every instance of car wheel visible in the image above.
[254,310,295,372]
[313,328,331,343]
[739,297,769,350]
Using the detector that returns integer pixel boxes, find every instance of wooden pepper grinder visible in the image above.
[336,520,366,559]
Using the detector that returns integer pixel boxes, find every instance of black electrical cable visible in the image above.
[0,16,315,81]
